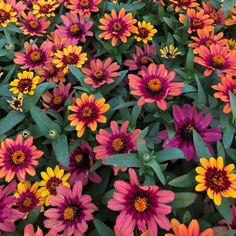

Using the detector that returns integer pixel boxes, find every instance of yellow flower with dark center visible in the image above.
[227,39,236,51]
[195,156,236,205]
[33,0,59,18]
[0,1,17,27]
[160,45,181,59]
[9,71,40,99]
[135,21,157,44]
[38,165,70,206]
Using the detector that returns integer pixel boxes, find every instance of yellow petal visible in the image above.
[213,193,222,206]
[195,183,207,192]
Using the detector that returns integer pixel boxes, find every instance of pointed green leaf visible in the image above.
[171,192,197,208]
[155,148,185,163]
[94,218,115,236]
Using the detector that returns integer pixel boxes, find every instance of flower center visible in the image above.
[80,0,89,7]
[93,70,104,80]
[53,96,62,105]
[30,51,41,61]
[179,0,189,3]
[0,9,9,22]
[147,78,162,93]
[181,124,193,141]
[82,106,93,118]
[46,177,62,195]
[22,197,33,208]
[13,100,22,108]
[66,54,77,64]
[138,27,150,38]
[140,56,150,65]
[209,12,218,21]
[63,207,78,221]
[212,55,225,68]
[29,20,39,29]
[39,4,51,14]
[192,19,202,29]
[11,150,25,165]
[75,154,83,163]
[205,40,213,47]
[112,138,125,152]
[70,24,81,35]
[17,78,33,92]
[112,22,122,32]
[133,196,149,213]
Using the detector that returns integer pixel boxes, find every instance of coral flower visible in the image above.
[94,121,141,175]
[225,6,236,26]
[134,21,157,44]
[124,44,157,71]
[18,11,50,37]
[81,57,120,88]
[14,41,53,72]
[24,224,58,236]
[99,8,137,46]
[179,9,214,34]
[195,156,236,205]
[42,82,75,112]
[0,1,17,27]
[44,181,98,236]
[32,0,59,18]
[38,165,71,206]
[14,181,43,215]
[62,142,101,186]
[67,0,102,17]
[0,181,24,233]
[160,45,181,59]
[0,134,44,182]
[108,168,175,236]
[6,0,26,15]
[128,63,184,110]
[212,74,236,113]
[189,29,227,54]
[169,0,199,12]
[53,45,87,74]
[55,12,93,45]
[68,93,110,138]
[194,45,236,76]
[165,219,214,236]
[9,71,40,99]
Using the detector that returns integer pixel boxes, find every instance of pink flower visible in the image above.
[24,224,59,236]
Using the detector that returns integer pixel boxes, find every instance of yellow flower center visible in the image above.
[112,22,122,32]
[112,138,125,152]
[93,70,104,80]
[75,154,83,163]
[29,20,39,29]
[192,19,202,28]
[70,24,80,34]
[82,106,93,118]
[80,0,89,7]
[30,51,41,61]
[147,78,162,93]
[23,197,33,208]
[11,150,25,165]
[209,12,218,21]
[63,207,77,220]
[133,196,149,213]
[140,56,150,65]
[53,96,62,105]
[138,27,150,39]
[212,55,225,68]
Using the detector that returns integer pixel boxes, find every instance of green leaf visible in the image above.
[137,127,150,157]
[104,153,141,168]
[186,48,194,73]
[215,198,232,223]
[118,38,134,52]
[0,111,25,135]
[217,141,225,158]
[155,148,185,163]
[223,0,235,13]
[168,171,195,188]
[195,75,207,105]
[93,218,115,236]
[223,125,235,149]
[215,230,236,236]
[129,105,142,128]
[171,192,197,208]
[52,135,69,166]
[69,65,90,89]
[112,101,137,111]
[229,91,236,122]
[226,148,236,162]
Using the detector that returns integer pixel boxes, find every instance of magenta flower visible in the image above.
[107,168,175,236]
[55,12,93,45]
[62,142,101,186]
[24,224,59,236]
[44,181,98,236]
[158,104,222,160]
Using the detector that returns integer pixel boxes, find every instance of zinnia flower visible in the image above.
[227,39,236,51]
[107,168,175,236]
[158,104,222,160]
[7,96,24,112]
[0,134,43,182]
[134,21,157,44]
[195,156,236,205]
[62,141,101,186]
[169,0,199,12]
[179,9,214,34]
[6,0,26,15]
[53,45,87,74]
[160,45,181,59]
[67,93,110,138]
[99,8,137,46]
[0,1,17,27]
[212,74,236,113]
[81,57,120,88]
[9,71,40,99]
[32,0,59,18]
[128,63,184,110]
[225,6,236,26]
[124,44,157,70]
[165,219,214,236]
[38,165,71,206]
[44,181,98,236]
[67,0,102,17]
[24,224,58,236]
[194,44,236,76]
[55,12,93,45]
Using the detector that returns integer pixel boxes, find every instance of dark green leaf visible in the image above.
[93,218,115,236]
[195,75,207,105]
[215,198,232,223]
[69,65,90,89]
[155,148,185,163]
[168,171,195,188]
[229,91,236,121]
[171,192,197,208]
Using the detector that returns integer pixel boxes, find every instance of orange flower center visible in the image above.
[205,40,213,47]
[23,197,33,208]
[209,172,227,189]
[147,78,162,93]
[80,0,89,7]
[192,19,202,29]
[179,0,188,3]
[112,138,125,152]
[138,27,150,38]
[30,51,41,61]
[70,24,80,34]
[140,56,150,65]
[209,12,218,21]
[112,22,122,32]
[46,177,62,195]
[40,4,51,14]
[18,78,32,92]
[66,54,77,64]
[75,154,83,163]
[11,150,25,165]
[29,20,39,29]
[212,55,225,68]
[133,196,149,212]
[82,106,93,118]
[63,207,77,220]
[93,70,104,80]
[53,96,62,105]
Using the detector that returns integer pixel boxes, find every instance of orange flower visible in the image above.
[225,6,236,26]
[170,0,199,12]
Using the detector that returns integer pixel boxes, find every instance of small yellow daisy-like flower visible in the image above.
[32,0,60,18]
[227,39,236,51]
[134,21,157,44]
[0,1,17,27]
[38,165,70,206]
[195,156,236,206]
[9,71,40,99]
[53,45,87,74]
[160,45,181,59]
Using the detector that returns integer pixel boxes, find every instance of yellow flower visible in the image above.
[134,21,157,44]
[0,1,17,27]
[160,45,181,59]
[38,165,70,206]
[227,39,236,51]
[9,71,39,99]
[195,156,236,206]
[32,0,59,18]
[53,45,87,74]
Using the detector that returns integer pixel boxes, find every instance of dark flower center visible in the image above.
[66,54,77,64]
[112,22,122,32]
[11,150,25,165]
[29,20,39,29]
[0,10,9,23]
[93,70,104,80]
[205,40,213,47]
[138,27,150,38]
[140,56,150,65]
[192,19,202,29]
[82,106,93,118]
[181,124,193,141]
[70,24,81,35]
[63,206,79,221]
[147,78,162,94]
[133,195,150,213]
[18,78,32,92]
[22,197,33,208]
[46,177,62,195]
[112,138,125,152]
[53,96,62,105]
[209,12,218,21]
[13,100,22,108]
[80,0,90,7]
[39,4,51,14]
[30,51,42,62]
[179,0,189,4]
[74,153,89,168]
[212,55,225,68]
